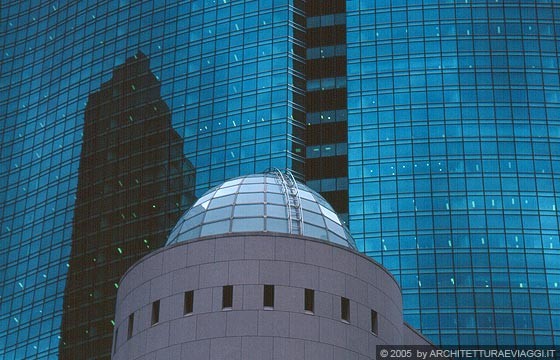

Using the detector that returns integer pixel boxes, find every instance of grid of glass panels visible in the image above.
[346,1,560,346]
[167,173,357,249]
[179,0,307,189]
[1,1,305,358]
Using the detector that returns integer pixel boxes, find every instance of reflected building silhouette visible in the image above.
[59,52,195,359]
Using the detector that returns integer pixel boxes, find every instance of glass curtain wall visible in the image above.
[346,0,560,346]
[1,0,305,358]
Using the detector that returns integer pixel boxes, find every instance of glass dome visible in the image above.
[166,172,357,249]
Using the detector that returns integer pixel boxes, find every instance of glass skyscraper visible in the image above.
[1,0,558,358]
[2,1,306,358]
[346,0,559,346]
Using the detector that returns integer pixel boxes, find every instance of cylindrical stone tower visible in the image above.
[112,172,430,359]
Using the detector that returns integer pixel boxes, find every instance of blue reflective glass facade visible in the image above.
[181,0,306,186]
[2,0,560,357]
[347,1,560,345]
[1,1,304,358]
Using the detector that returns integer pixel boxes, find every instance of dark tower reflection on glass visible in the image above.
[60,52,196,359]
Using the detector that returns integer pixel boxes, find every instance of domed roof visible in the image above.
[166,171,357,249]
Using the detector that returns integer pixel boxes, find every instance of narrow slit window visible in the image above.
[341,297,350,322]
[151,300,160,325]
[222,285,233,309]
[371,309,378,334]
[263,285,274,309]
[113,328,118,354]
[184,290,194,315]
[127,313,134,339]
[304,288,314,313]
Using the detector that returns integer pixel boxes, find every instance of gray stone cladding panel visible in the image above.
[128,328,147,360]
[137,354,154,360]
[211,287,223,312]
[199,261,229,288]
[162,242,187,274]
[181,339,210,359]
[113,234,429,360]
[275,235,306,262]
[232,283,243,310]
[332,246,357,275]
[155,344,181,360]
[119,259,142,301]
[187,238,215,266]
[347,324,370,356]
[242,336,273,360]
[319,317,347,347]
[378,294,404,337]
[214,236,244,261]
[304,341,334,360]
[119,282,149,325]
[346,274,368,305]
[304,240,333,268]
[273,337,305,360]
[171,265,199,294]
[150,272,172,303]
[334,347,360,360]
[226,310,258,336]
[228,260,259,284]
[196,312,226,339]
[356,303,372,333]
[242,284,262,310]
[155,296,172,325]
[145,322,170,353]
[356,255,378,287]
[275,285,301,311]
[258,310,290,337]
[210,337,242,360]
[379,314,403,344]
[349,298,359,326]
[313,290,333,318]
[378,267,403,308]
[244,234,274,259]
[137,303,151,338]
[366,283,403,338]
[193,287,212,313]
[319,267,346,296]
[259,260,290,285]
[367,284,382,311]
[168,315,196,345]
[289,262,319,289]
[142,252,163,284]
[289,312,320,341]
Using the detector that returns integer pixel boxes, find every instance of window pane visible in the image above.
[341,297,350,322]
[151,300,160,325]
[184,291,194,315]
[264,285,274,308]
[371,309,378,334]
[127,313,134,339]
[305,289,314,313]
[222,285,233,309]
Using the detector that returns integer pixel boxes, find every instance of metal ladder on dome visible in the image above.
[270,168,304,235]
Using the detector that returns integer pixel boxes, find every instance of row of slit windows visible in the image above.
[119,285,379,350]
